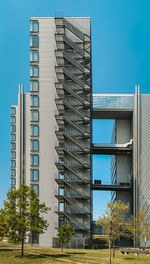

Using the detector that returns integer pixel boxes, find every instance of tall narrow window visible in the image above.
[30,50,39,62]
[31,184,39,196]
[31,140,39,151]
[30,35,39,47]
[11,152,16,159]
[59,188,64,196]
[31,20,39,32]
[30,80,39,92]
[30,95,39,107]
[30,169,39,181]
[11,116,16,123]
[30,65,39,77]
[59,202,64,212]
[11,125,16,132]
[11,142,16,150]
[31,125,39,136]
[30,154,39,166]
[11,134,16,140]
[11,169,16,176]
[11,178,16,185]
[11,160,16,168]
[11,107,16,115]
[30,110,39,122]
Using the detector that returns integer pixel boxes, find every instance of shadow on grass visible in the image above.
[0,248,20,252]
[16,253,70,259]
[67,252,86,255]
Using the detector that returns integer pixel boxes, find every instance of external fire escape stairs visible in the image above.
[55,17,91,233]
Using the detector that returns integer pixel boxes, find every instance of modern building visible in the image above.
[11,16,150,248]
[11,17,92,248]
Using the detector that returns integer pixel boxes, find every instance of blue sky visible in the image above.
[0,0,150,219]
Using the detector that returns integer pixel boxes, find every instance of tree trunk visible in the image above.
[61,241,63,253]
[21,238,24,257]
[113,240,115,258]
[109,238,111,264]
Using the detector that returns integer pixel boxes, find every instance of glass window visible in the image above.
[31,140,39,151]
[30,65,39,77]
[30,80,39,92]
[11,169,16,176]
[59,173,64,179]
[11,116,16,123]
[31,20,39,32]
[11,160,16,168]
[59,202,64,212]
[30,110,39,122]
[30,35,39,47]
[30,50,39,62]
[11,151,16,159]
[31,184,39,196]
[30,154,39,166]
[11,142,16,150]
[31,125,39,136]
[11,178,16,185]
[59,188,64,196]
[11,107,16,115]
[30,95,39,107]
[11,134,16,141]
[11,125,16,132]
[59,217,65,227]
[30,169,39,181]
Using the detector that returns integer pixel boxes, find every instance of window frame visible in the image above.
[30,154,39,166]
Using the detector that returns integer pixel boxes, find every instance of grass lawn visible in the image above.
[0,242,149,264]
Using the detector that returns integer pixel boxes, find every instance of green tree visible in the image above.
[57,225,74,252]
[3,185,50,257]
[97,200,129,264]
[126,207,150,247]
[0,209,8,240]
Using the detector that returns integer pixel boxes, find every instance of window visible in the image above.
[31,184,39,196]
[31,231,39,244]
[11,116,16,123]
[31,140,39,151]
[11,107,16,115]
[31,20,39,32]
[11,142,16,150]
[11,134,16,141]
[30,50,39,62]
[30,35,39,47]
[59,202,64,212]
[11,186,16,191]
[11,160,16,168]
[11,151,16,159]
[30,65,39,77]
[30,95,39,107]
[59,173,64,180]
[11,125,16,132]
[31,125,39,136]
[30,169,39,181]
[30,154,39,166]
[59,217,65,227]
[30,110,39,122]
[11,178,16,185]
[11,169,16,176]
[30,80,39,92]
[59,188,64,196]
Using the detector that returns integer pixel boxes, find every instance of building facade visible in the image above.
[11,16,150,248]
[11,17,92,248]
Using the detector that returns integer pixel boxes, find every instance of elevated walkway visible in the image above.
[91,141,132,155]
[92,184,133,191]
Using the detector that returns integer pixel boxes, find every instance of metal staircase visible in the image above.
[54,17,92,235]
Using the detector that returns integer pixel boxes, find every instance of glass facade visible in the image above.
[93,95,133,109]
